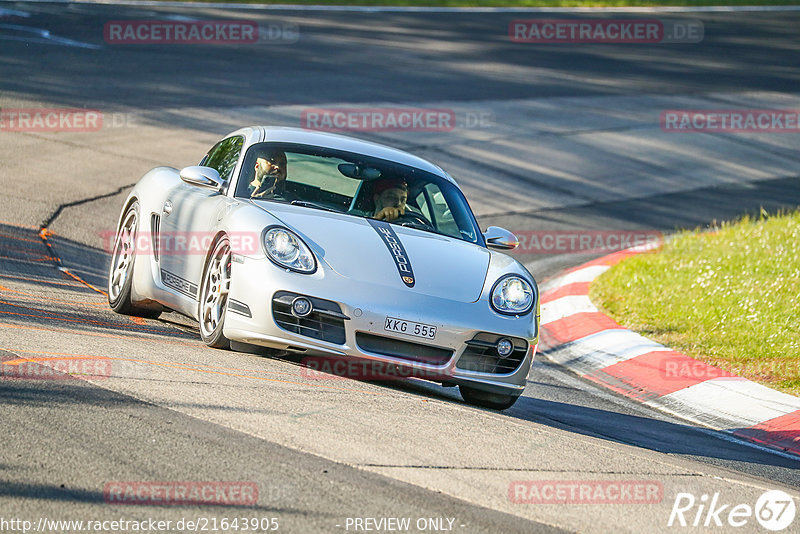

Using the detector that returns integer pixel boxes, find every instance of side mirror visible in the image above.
[484,226,519,250]
[179,166,223,191]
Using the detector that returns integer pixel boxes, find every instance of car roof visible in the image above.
[225,126,456,186]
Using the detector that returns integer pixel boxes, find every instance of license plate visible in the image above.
[384,317,437,340]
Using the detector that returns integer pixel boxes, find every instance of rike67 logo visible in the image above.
[668,490,796,531]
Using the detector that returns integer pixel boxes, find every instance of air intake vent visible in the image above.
[355,333,453,366]
[456,333,527,374]
[150,214,161,262]
[272,291,347,345]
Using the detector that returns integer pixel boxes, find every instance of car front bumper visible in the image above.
[223,256,539,395]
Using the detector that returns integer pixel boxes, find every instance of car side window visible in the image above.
[421,182,462,239]
[202,136,244,184]
[414,190,433,221]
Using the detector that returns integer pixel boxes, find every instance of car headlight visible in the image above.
[263,226,316,273]
[491,275,534,315]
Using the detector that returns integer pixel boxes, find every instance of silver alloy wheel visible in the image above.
[199,238,232,338]
[108,209,137,301]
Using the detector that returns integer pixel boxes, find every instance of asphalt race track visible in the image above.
[1,2,799,533]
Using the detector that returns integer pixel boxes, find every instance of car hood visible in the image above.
[254,201,490,302]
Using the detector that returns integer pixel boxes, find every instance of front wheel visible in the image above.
[459,385,520,410]
[107,201,161,319]
[198,236,232,349]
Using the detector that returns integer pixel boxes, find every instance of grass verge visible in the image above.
[590,210,800,396]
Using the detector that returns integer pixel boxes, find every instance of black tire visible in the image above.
[198,236,232,349]
[459,385,520,410]
[107,201,161,319]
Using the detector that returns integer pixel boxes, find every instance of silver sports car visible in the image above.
[108,126,539,409]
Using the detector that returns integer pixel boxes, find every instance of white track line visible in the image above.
[541,265,609,292]
[536,353,800,463]
[541,295,597,324]
[0,22,102,48]
[0,7,30,17]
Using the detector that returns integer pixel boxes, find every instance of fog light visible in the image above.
[497,338,514,358]
[291,296,313,317]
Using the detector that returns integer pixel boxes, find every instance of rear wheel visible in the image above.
[459,385,519,410]
[198,236,232,349]
[108,201,161,319]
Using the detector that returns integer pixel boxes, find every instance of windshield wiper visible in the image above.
[290,200,339,213]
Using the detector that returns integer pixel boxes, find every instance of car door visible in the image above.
[158,136,244,310]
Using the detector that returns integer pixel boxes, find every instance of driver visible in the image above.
[249,150,288,199]
[372,178,408,222]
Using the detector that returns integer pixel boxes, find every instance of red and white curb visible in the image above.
[538,245,800,457]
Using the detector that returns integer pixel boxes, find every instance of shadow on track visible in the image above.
[0,224,197,341]
[2,9,799,110]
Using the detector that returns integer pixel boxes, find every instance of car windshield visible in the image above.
[235,142,483,245]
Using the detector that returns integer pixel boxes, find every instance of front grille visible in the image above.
[355,333,453,366]
[272,291,347,345]
[456,333,528,374]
